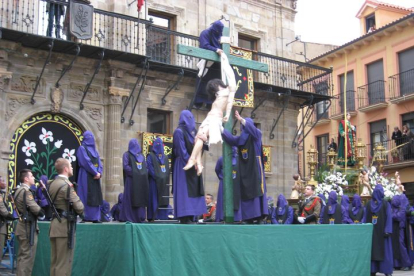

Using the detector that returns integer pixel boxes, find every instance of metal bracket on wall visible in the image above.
[80,49,105,110]
[269,90,291,139]
[250,87,272,119]
[128,60,150,126]
[55,44,81,88]
[121,58,149,123]
[232,107,244,135]
[31,40,54,104]
[161,68,184,105]
[291,97,331,148]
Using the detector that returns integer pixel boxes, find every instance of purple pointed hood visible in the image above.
[327,191,338,215]
[318,193,326,206]
[82,130,99,157]
[371,184,384,213]
[100,200,110,214]
[238,118,254,146]
[118,193,124,204]
[400,194,409,209]
[209,20,224,49]
[352,194,362,215]
[391,195,401,208]
[341,195,350,210]
[129,138,144,163]
[178,110,196,144]
[276,194,288,215]
[152,137,165,165]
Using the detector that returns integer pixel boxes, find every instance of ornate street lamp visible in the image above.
[355,138,366,170]
[327,148,337,172]
[307,145,318,186]
[374,143,386,173]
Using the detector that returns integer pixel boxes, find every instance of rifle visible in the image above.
[66,186,77,249]
[7,193,22,222]
[38,179,62,222]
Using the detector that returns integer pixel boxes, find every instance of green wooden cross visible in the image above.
[177,26,269,223]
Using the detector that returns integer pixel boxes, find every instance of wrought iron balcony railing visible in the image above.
[357,80,386,108]
[366,137,414,166]
[0,0,332,95]
[389,68,414,99]
[331,90,356,116]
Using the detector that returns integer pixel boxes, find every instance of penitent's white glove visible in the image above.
[297,217,305,224]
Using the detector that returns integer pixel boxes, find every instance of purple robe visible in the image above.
[391,195,411,268]
[222,118,268,220]
[172,111,206,219]
[36,175,49,208]
[363,185,393,274]
[147,138,169,220]
[110,193,123,221]
[119,139,146,223]
[214,156,242,222]
[199,20,223,52]
[318,193,326,224]
[76,131,103,221]
[271,194,293,224]
[341,195,353,224]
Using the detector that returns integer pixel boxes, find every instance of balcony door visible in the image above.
[398,47,414,96]
[339,71,355,113]
[367,60,384,105]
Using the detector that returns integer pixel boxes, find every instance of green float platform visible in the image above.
[31,222,373,276]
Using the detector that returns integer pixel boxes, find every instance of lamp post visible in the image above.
[327,148,337,172]
[307,145,318,186]
[355,138,366,170]
[374,143,386,173]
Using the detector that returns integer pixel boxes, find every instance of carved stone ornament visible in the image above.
[50,87,64,113]
[6,96,31,120]
[11,75,43,94]
[70,2,94,40]
[0,71,13,91]
[84,106,103,131]
[68,82,100,102]
[108,86,129,105]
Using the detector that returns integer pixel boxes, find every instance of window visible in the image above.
[314,81,329,119]
[316,134,329,167]
[402,112,414,134]
[366,59,385,105]
[365,14,376,33]
[369,119,387,158]
[147,109,171,134]
[238,35,258,52]
[339,71,355,112]
[147,11,175,63]
[398,47,414,96]
[404,182,414,202]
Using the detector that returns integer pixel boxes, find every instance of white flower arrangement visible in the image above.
[368,166,399,200]
[315,171,348,200]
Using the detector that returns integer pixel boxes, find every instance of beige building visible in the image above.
[0,0,331,208]
[302,0,414,198]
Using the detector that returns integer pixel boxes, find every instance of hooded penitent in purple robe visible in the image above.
[172,111,206,221]
[76,131,103,221]
[322,191,343,224]
[363,184,393,275]
[195,20,225,106]
[119,139,148,223]
[341,195,353,224]
[391,195,412,269]
[271,194,293,224]
[214,146,242,222]
[222,118,268,221]
[110,193,123,221]
[348,194,364,224]
[147,137,170,220]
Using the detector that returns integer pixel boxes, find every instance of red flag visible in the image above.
[137,0,145,12]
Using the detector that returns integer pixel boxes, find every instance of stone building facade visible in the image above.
[0,0,329,207]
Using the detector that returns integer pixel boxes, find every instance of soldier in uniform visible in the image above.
[49,158,84,276]
[14,169,44,276]
[297,185,321,224]
[0,176,14,264]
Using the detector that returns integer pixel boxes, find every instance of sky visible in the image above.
[295,0,414,46]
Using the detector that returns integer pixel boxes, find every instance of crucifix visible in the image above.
[177,22,269,223]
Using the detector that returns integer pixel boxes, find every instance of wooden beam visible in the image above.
[372,35,381,41]
[383,30,392,36]
[177,44,269,73]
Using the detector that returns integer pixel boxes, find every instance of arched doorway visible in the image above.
[8,113,84,189]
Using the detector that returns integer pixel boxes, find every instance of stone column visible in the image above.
[104,85,129,204]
